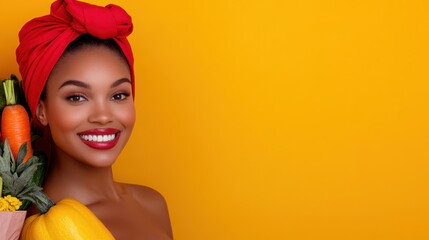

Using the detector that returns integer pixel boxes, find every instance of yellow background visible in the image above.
[1,0,429,239]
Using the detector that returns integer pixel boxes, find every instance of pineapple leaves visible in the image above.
[0,139,43,205]
[12,161,41,197]
[1,139,12,173]
[16,141,28,166]
[0,152,9,174]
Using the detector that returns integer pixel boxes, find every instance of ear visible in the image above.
[36,101,48,126]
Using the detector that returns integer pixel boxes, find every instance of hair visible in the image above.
[64,34,127,60]
[39,34,129,100]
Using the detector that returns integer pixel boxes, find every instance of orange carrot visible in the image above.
[1,79,32,162]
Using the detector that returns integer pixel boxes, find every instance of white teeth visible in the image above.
[80,134,116,142]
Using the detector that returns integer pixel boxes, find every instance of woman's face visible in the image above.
[38,46,135,167]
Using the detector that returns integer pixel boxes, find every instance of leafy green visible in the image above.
[0,139,45,210]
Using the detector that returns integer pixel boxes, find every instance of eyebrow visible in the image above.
[59,80,90,89]
[58,78,132,89]
[111,78,132,88]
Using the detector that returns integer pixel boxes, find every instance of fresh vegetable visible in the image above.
[0,74,25,112]
[1,140,112,239]
[1,79,33,162]
[19,151,47,210]
[0,139,43,210]
[0,75,47,211]
[20,197,115,239]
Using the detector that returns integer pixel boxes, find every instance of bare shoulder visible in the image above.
[121,183,168,208]
[118,182,173,237]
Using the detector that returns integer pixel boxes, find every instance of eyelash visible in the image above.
[65,92,130,103]
[66,94,86,102]
[111,92,130,101]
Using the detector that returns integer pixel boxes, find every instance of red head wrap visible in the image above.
[16,0,134,118]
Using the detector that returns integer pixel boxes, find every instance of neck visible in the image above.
[43,149,121,205]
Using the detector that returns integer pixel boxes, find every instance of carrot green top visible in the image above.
[3,80,16,106]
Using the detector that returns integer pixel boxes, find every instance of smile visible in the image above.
[77,128,120,150]
[79,134,116,142]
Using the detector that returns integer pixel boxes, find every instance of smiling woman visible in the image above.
[15,1,173,239]
[37,35,135,168]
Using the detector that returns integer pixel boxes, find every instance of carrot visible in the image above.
[1,79,32,162]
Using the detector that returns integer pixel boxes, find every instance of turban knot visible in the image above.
[53,0,133,39]
[16,0,134,119]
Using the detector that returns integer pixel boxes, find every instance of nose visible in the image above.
[88,99,113,125]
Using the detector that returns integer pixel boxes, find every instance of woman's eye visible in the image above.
[111,92,130,101]
[66,95,86,102]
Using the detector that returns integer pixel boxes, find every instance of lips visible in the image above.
[77,128,120,150]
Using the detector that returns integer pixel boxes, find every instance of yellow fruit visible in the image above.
[20,198,114,240]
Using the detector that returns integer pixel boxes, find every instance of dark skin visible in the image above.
[26,46,173,239]
[43,166,173,239]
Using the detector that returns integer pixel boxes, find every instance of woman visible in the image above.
[16,0,173,239]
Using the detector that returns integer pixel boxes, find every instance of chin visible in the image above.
[87,155,119,167]
[74,150,120,168]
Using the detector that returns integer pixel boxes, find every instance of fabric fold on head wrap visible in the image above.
[16,0,134,118]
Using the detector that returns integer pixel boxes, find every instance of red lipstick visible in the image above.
[77,128,120,150]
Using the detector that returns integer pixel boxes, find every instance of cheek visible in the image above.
[45,102,84,133]
[117,103,136,129]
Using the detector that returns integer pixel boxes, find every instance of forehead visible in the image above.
[47,46,131,88]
